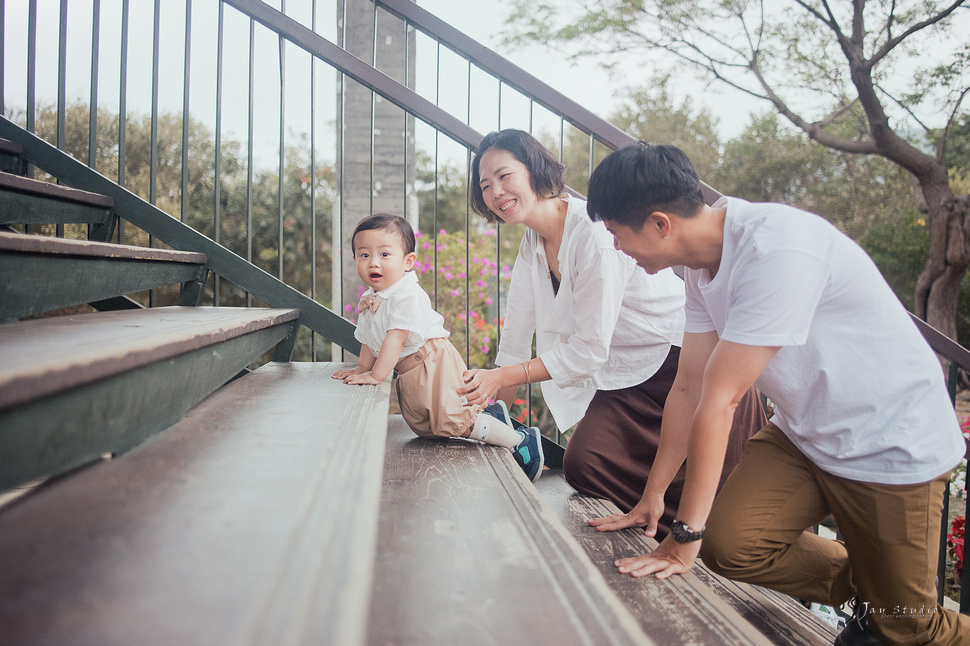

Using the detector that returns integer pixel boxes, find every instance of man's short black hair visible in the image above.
[351,213,415,255]
[587,142,704,231]
[469,129,566,223]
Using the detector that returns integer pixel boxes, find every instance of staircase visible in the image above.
[0,138,391,644]
[0,134,842,644]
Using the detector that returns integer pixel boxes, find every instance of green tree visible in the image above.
[505,0,970,343]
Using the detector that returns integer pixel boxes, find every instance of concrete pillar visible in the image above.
[335,0,417,344]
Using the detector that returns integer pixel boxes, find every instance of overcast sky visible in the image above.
[0,0,786,165]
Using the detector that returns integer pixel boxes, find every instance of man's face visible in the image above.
[603,217,668,274]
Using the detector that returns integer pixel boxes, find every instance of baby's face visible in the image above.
[354,227,416,291]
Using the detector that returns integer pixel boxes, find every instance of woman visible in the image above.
[458,129,766,537]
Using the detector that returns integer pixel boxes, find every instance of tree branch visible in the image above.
[869,0,966,68]
[941,86,970,163]
[746,59,878,154]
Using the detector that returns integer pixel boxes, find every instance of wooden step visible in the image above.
[0,171,114,230]
[0,306,300,491]
[0,231,209,322]
[368,416,654,645]
[536,471,841,645]
[0,362,391,646]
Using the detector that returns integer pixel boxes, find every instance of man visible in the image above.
[584,141,968,645]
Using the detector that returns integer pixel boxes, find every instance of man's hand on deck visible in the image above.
[615,536,700,580]
[587,490,665,538]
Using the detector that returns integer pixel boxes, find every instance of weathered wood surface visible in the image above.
[0,306,297,409]
[0,231,209,322]
[369,416,655,646]
[0,306,300,490]
[536,472,840,646]
[0,362,391,646]
[0,229,206,262]
[0,170,114,207]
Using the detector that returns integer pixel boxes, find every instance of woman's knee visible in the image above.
[562,442,594,490]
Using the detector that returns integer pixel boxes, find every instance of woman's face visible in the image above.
[477,148,540,226]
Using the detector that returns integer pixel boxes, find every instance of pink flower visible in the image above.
[476,280,487,288]
[445,272,454,280]
[451,289,460,297]
[485,298,493,305]
[423,242,431,250]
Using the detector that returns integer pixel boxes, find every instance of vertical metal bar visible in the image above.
[56,0,67,238]
[148,0,160,306]
[150,0,160,204]
[88,0,100,171]
[310,0,317,359]
[401,17,408,219]
[333,0,348,362]
[214,0,224,306]
[87,0,101,241]
[0,0,5,115]
[56,0,66,150]
[368,1,376,219]
[558,115,565,164]
[246,17,254,308]
[278,0,286,283]
[939,482,950,607]
[180,0,191,224]
[26,0,35,136]
[24,0,36,233]
[588,133,595,183]
[117,0,128,244]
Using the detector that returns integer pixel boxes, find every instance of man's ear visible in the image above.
[405,252,417,271]
[648,211,672,237]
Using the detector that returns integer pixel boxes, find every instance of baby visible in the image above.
[333,213,544,482]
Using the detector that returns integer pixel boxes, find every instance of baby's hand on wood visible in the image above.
[334,366,366,380]
[345,371,380,385]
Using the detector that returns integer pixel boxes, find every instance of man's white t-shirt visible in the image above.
[684,197,963,485]
[354,271,450,359]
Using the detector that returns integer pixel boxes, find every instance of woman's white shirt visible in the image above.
[495,198,685,430]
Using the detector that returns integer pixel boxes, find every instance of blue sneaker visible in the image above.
[512,426,544,483]
[483,400,512,426]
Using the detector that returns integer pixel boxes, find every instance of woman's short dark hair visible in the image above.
[351,213,415,255]
[469,129,566,223]
[587,142,704,231]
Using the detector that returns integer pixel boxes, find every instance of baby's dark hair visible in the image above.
[351,213,416,255]
[469,129,566,223]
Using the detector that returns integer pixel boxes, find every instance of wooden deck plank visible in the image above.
[0,230,207,262]
[0,306,298,409]
[0,362,390,646]
[0,312,300,491]
[536,472,840,646]
[368,416,655,646]
[0,238,209,322]
[0,171,114,207]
